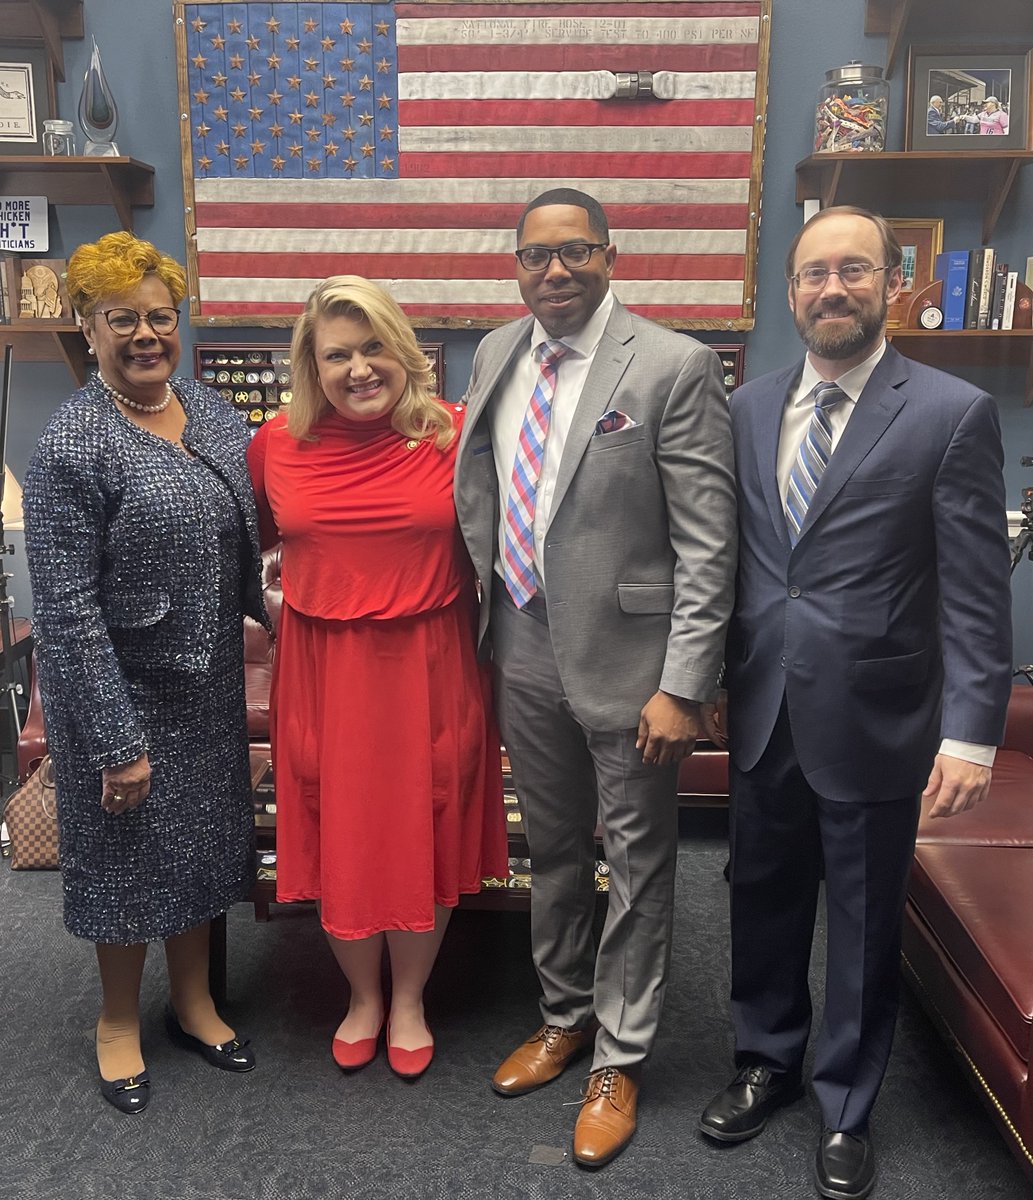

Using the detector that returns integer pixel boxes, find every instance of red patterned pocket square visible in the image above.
[594,409,641,435]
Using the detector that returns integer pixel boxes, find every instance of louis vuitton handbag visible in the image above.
[4,756,59,870]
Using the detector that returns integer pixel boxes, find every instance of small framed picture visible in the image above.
[884,218,944,330]
[0,45,56,155]
[705,343,746,399]
[906,46,1032,152]
[418,340,445,399]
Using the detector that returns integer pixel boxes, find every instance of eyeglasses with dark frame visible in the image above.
[97,307,181,336]
[789,264,890,292]
[515,242,609,272]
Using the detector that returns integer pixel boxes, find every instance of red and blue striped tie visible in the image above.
[785,381,846,546]
[503,339,568,607]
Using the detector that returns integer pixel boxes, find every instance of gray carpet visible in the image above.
[1,811,1027,1200]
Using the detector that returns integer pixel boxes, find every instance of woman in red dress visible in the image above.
[248,276,508,1078]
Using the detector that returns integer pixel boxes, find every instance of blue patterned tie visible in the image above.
[784,381,846,546]
[503,340,568,607]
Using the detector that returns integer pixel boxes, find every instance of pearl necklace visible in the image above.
[98,373,173,414]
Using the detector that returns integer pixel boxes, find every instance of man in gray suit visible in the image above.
[454,188,736,1166]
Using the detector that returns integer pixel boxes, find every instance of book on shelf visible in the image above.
[990,261,1009,329]
[1002,271,1018,330]
[964,248,985,329]
[934,250,970,331]
[0,255,17,324]
[1025,257,1033,290]
[976,248,996,330]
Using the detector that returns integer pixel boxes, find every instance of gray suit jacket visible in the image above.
[454,299,736,730]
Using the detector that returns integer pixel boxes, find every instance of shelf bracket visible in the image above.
[982,157,1021,245]
[29,0,67,81]
[884,0,914,78]
[820,161,843,210]
[53,330,87,385]
[97,164,134,232]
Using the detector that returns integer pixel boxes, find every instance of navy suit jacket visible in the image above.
[726,344,1012,802]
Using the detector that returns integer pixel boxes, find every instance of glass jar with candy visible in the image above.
[814,62,888,153]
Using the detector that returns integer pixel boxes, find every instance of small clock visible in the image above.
[918,305,944,330]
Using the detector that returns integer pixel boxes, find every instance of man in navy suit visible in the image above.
[698,206,1012,1200]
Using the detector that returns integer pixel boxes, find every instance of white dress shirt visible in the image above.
[489,289,615,586]
[778,340,994,769]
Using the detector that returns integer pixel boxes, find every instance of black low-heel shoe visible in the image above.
[99,1069,151,1114]
[164,1005,256,1072]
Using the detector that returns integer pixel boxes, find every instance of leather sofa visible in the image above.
[901,685,1033,1184]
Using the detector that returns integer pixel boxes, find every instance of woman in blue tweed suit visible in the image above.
[23,233,267,1114]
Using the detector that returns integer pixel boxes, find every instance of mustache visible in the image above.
[809,301,856,318]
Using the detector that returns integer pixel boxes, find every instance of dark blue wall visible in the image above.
[7,1,1032,657]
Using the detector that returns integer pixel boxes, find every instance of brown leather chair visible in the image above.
[243,545,281,744]
[904,684,1033,1184]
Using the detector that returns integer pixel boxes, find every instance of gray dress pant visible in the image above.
[491,585,679,1070]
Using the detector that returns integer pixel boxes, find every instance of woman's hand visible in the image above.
[101,753,152,814]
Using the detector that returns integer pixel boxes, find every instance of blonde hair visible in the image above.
[65,231,187,318]
[287,275,453,448]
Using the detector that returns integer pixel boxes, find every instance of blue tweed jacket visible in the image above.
[23,374,267,771]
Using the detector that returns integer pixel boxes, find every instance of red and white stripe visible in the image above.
[190,2,765,325]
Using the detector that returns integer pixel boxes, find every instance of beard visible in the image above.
[794,291,887,360]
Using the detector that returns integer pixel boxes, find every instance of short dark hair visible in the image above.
[785,205,903,279]
[516,188,610,244]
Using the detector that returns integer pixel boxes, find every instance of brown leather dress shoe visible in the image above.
[573,1066,639,1168]
[491,1023,596,1096]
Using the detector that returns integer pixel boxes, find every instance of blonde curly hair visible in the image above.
[65,231,187,318]
[287,275,453,448]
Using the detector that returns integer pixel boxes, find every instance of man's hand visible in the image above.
[637,692,703,765]
[923,753,992,818]
[101,752,152,815]
[702,689,728,748]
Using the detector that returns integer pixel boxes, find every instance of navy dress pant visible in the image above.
[729,701,921,1132]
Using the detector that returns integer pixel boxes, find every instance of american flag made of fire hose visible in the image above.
[176,1,770,328]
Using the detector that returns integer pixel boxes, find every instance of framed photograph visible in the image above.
[418,341,445,399]
[0,45,56,155]
[704,344,746,399]
[906,46,1032,152]
[884,219,944,330]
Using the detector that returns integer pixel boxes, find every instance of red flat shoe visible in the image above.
[386,1019,434,1079]
[332,1020,383,1072]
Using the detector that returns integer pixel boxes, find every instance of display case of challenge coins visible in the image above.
[194,343,294,433]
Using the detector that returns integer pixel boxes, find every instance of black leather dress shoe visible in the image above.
[99,1069,151,1114]
[165,1006,256,1072]
[814,1128,875,1199]
[699,1064,805,1142]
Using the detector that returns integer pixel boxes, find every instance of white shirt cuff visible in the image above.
[938,738,997,768]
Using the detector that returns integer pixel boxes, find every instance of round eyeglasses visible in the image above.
[515,242,608,272]
[98,307,181,336]
[790,264,889,292]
